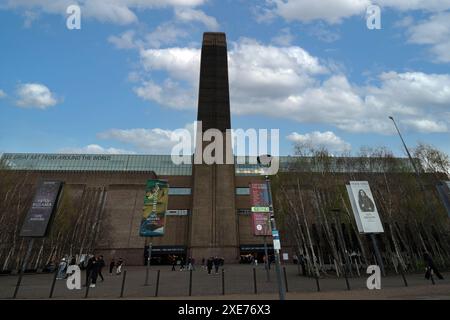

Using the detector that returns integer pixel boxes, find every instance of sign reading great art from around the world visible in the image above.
[347,181,384,234]
[249,182,271,236]
[140,180,169,237]
[20,180,63,237]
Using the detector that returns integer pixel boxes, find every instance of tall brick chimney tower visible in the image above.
[189,32,238,262]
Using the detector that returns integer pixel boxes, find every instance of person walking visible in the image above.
[69,256,76,266]
[207,257,213,275]
[201,257,206,270]
[299,254,307,276]
[171,255,177,271]
[191,257,196,271]
[424,252,444,280]
[89,256,100,288]
[56,258,68,280]
[85,255,95,286]
[179,257,185,271]
[97,255,105,282]
[109,258,115,274]
[116,258,124,275]
[213,256,220,274]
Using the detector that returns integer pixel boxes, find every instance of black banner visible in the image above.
[20,180,63,237]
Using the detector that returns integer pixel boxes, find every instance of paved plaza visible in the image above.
[0,264,449,300]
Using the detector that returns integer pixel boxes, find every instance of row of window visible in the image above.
[168,187,250,196]
[164,209,251,215]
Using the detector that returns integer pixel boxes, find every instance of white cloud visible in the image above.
[406,12,450,63]
[97,123,196,154]
[287,131,351,152]
[59,144,134,154]
[134,79,196,110]
[269,0,371,24]
[15,83,58,109]
[261,0,450,24]
[1,0,208,25]
[400,119,448,133]
[0,89,6,98]
[108,30,138,49]
[174,7,219,30]
[130,38,450,134]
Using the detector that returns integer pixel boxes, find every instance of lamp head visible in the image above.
[257,154,272,166]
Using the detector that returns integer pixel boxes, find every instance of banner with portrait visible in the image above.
[347,181,384,234]
[139,179,169,237]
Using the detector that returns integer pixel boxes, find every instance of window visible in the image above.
[237,209,252,215]
[168,187,191,195]
[236,187,250,195]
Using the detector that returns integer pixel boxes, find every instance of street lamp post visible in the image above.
[258,155,286,300]
[389,116,438,217]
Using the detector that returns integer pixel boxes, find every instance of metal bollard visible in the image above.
[344,270,351,291]
[155,270,160,297]
[120,270,127,298]
[283,267,289,293]
[400,268,408,287]
[188,269,193,296]
[315,275,321,292]
[84,278,91,299]
[12,272,24,299]
[48,271,58,298]
[253,268,257,294]
[222,269,225,295]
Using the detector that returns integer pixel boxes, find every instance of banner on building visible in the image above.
[437,181,450,217]
[20,180,63,237]
[139,180,169,237]
[250,182,271,236]
[346,181,384,234]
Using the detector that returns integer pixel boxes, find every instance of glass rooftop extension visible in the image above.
[0,153,414,176]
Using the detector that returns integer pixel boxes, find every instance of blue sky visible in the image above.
[1,0,450,157]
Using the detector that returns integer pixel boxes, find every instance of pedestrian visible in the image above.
[97,255,105,281]
[179,257,185,271]
[424,252,444,280]
[171,255,177,271]
[207,257,213,274]
[201,257,206,270]
[89,256,100,288]
[116,258,123,275]
[69,256,76,266]
[85,255,94,286]
[299,254,307,276]
[213,256,220,274]
[109,258,115,274]
[56,257,68,280]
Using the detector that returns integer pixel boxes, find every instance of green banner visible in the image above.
[139,180,169,237]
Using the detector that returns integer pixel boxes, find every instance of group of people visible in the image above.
[169,255,224,274]
[170,256,196,271]
[55,254,124,288]
[85,255,124,288]
[204,256,224,275]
